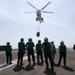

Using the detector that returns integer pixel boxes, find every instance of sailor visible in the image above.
[26,38,35,65]
[50,41,56,63]
[36,40,43,63]
[17,38,25,66]
[5,42,12,65]
[42,37,54,70]
[58,41,67,67]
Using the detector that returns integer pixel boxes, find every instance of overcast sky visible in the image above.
[0,0,75,48]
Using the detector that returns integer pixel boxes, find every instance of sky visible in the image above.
[0,0,75,48]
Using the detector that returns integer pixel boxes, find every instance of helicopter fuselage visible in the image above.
[36,10,43,23]
[26,1,53,23]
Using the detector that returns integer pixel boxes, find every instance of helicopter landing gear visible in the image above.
[41,18,43,21]
[36,18,38,21]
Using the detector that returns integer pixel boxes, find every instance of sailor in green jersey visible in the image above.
[58,41,67,66]
[36,40,43,63]
[26,38,35,65]
[42,37,54,70]
[5,42,12,64]
[17,38,25,66]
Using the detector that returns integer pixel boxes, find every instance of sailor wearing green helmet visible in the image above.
[26,38,35,65]
[36,40,43,63]
[17,38,25,66]
[42,37,54,70]
[5,42,12,65]
[58,41,67,67]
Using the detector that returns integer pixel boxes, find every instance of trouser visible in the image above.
[17,51,24,65]
[27,49,35,63]
[58,52,66,66]
[37,50,43,62]
[6,52,12,64]
[51,52,56,63]
[44,51,54,69]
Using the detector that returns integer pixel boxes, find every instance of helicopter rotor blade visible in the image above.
[25,11,36,14]
[42,11,54,13]
[41,1,51,10]
[27,2,37,10]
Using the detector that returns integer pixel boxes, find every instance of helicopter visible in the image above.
[25,1,54,23]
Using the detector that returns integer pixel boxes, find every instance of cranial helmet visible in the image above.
[60,41,64,44]
[6,42,10,45]
[44,37,48,42]
[51,41,54,44]
[28,38,32,42]
[20,38,24,42]
[38,40,41,43]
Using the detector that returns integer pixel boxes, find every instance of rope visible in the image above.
[37,25,40,32]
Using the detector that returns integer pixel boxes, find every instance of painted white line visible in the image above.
[0,52,5,54]
[0,54,36,71]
